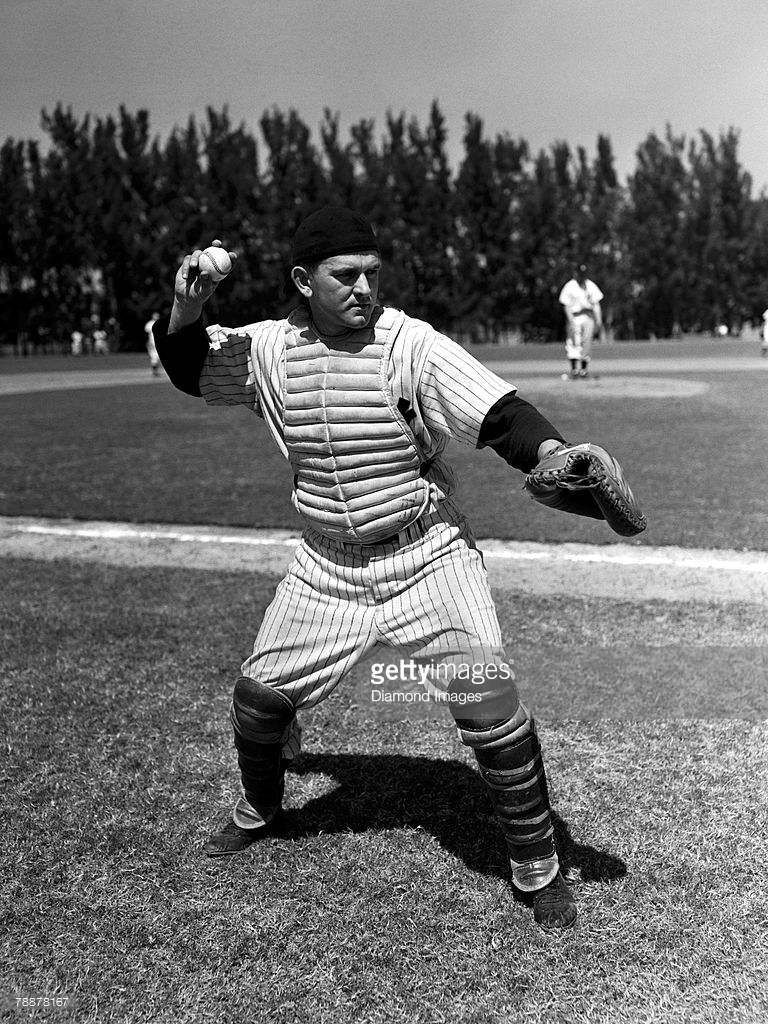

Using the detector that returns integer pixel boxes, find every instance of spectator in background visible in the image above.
[92,323,109,354]
[107,317,122,352]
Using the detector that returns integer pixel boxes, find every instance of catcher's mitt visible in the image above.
[524,442,647,537]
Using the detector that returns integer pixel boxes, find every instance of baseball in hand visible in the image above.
[198,246,233,282]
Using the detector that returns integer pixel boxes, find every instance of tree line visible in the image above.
[2,100,767,351]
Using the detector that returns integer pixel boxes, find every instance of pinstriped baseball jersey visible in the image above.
[198,305,517,713]
[199,304,515,517]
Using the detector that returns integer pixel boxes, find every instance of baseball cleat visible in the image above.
[203,811,283,857]
[531,871,577,931]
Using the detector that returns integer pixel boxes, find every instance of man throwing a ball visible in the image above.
[154,207,634,932]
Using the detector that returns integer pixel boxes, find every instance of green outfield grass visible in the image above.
[2,559,766,1024]
[0,332,761,371]
[2,348,767,549]
[2,346,767,1023]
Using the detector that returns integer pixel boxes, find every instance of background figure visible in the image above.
[559,264,604,378]
[70,328,84,356]
[92,324,109,354]
[144,312,161,375]
[107,316,122,351]
[761,308,768,356]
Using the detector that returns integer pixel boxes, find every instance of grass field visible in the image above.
[2,342,768,550]
[1,344,767,1023]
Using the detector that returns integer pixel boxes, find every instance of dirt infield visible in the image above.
[3,515,766,605]
[4,348,764,398]
[511,375,710,398]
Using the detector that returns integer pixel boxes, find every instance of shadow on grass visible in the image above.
[283,752,626,885]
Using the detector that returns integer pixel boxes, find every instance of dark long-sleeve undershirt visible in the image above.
[153,313,208,396]
[153,313,563,471]
[477,392,564,472]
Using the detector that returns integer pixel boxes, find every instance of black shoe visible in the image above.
[532,871,577,931]
[203,811,282,858]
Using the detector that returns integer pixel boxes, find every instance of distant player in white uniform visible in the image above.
[144,312,161,375]
[559,264,604,378]
[761,309,768,356]
[154,208,582,930]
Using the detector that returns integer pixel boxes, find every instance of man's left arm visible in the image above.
[417,333,564,470]
[479,393,565,471]
[593,300,603,335]
[589,282,605,334]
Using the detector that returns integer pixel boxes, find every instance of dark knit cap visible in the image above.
[290,207,380,266]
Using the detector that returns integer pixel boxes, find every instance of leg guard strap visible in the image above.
[453,702,530,752]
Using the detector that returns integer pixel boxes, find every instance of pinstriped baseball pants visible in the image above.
[240,498,508,707]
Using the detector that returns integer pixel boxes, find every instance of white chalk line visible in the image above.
[484,546,768,573]
[6,518,768,575]
[17,522,301,548]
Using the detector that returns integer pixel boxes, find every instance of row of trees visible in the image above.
[2,100,767,349]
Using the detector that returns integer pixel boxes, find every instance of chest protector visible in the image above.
[283,307,432,544]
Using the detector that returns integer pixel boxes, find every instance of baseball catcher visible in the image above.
[153,206,648,935]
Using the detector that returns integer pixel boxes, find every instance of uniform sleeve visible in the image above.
[152,314,264,408]
[415,332,517,447]
[198,323,262,409]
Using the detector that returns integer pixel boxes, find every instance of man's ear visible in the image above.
[291,265,312,298]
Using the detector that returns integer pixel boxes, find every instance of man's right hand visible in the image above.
[169,239,237,333]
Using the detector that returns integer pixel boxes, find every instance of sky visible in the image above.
[3,0,768,191]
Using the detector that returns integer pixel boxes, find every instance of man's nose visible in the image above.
[353,273,371,296]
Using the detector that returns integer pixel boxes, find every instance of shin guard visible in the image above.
[230,676,295,824]
[449,673,559,891]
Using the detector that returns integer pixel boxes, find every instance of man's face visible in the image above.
[299,252,381,334]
